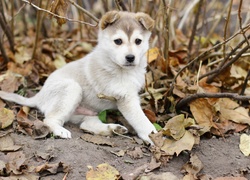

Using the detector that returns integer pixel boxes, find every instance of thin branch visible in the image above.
[238,0,250,46]
[176,93,250,109]
[168,22,250,96]
[32,0,43,59]
[187,0,203,60]
[0,13,15,53]
[20,0,97,27]
[115,0,127,11]
[199,34,250,81]
[240,70,250,95]
[223,0,233,62]
[68,0,99,23]
[206,44,249,83]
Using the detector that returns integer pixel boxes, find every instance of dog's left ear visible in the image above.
[135,13,155,31]
[100,11,120,30]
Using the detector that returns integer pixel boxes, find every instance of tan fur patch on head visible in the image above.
[100,11,120,30]
[100,11,154,32]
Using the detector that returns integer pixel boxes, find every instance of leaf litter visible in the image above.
[0,0,250,179]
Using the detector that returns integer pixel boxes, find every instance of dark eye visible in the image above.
[114,39,122,45]
[135,38,142,45]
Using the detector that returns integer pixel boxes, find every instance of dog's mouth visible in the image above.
[123,64,135,67]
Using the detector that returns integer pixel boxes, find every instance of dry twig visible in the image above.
[168,23,250,95]
[20,0,97,27]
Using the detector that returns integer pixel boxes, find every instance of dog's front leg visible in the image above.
[117,95,157,145]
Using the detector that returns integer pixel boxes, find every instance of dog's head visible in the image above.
[98,11,154,68]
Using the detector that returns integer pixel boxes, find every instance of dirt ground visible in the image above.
[1,122,249,180]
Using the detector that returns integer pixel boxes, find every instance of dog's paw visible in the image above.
[138,133,154,146]
[53,127,72,138]
[108,124,128,134]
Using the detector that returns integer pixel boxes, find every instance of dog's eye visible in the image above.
[114,39,123,45]
[135,38,142,45]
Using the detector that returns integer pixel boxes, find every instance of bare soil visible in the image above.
[1,123,249,180]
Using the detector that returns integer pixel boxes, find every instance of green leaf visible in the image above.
[153,123,162,131]
[98,110,107,123]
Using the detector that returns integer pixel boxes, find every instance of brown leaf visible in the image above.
[49,0,68,25]
[127,147,144,159]
[0,71,23,92]
[182,153,203,179]
[190,99,215,134]
[35,162,69,176]
[16,108,50,139]
[86,163,121,180]
[161,131,195,156]
[81,134,114,147]
[214,177,248,180]
[5,151,27,175]
[0,99,5,108]
[139,172,179,180]
[143,109,157,123]
[0,135,22,152]
[0,108,15,129]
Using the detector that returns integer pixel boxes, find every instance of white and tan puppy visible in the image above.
[0,11,157,144]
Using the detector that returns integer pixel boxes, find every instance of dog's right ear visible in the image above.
[99,11,120,30]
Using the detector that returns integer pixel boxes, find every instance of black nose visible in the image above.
[126,54,135,63]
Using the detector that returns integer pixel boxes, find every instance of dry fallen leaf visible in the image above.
[0,135,22,152]
[5,151,27,175]
[215,98,250,125]
[190,98,214,134]
[0,108,15,129]
[86,163,121,180]
[127,147,144,159]
[163,114,195,140]
[16,108,50,139]
[239,134,250,156]
[214,177,248,180]
[147,47,159,63]
[35,162,69,176]
[81,134,114,147]
[182,153,203,179]
[0,71,24,92]
[139,172,179,180]
[161,131,195,156]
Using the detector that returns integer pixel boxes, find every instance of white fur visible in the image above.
[0,13,156,144]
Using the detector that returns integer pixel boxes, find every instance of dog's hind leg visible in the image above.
[80,116,128,136]
[42,80,83,138]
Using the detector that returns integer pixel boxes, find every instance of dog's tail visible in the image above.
[0,91,37,107]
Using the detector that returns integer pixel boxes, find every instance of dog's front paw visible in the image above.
[108,124,128,135]
[53,127,72,138]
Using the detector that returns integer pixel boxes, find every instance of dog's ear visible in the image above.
[135,13,154,31]
[100,11,120,30]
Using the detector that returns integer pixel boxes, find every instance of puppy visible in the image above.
[0,11,157,144]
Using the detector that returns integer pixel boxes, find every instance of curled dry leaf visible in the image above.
[16,108,50,139]
[163,114,195,140]
[0,108,15,129]
[86,163,121,180]
[239,134,250,156]
[35,162,69,176]
[182,153,203,179]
